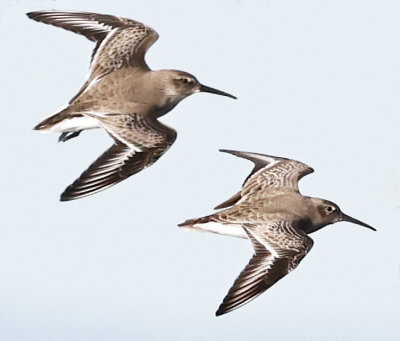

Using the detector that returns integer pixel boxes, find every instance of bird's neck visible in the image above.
[149,100,180,118]
[281,195,327,234]
[299,197,330,234]
[144,71,185,118]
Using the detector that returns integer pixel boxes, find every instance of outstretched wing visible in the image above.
[214,150,314,209]
[27,11,159,95]
[216,221,313,316]
[60,114,176,201]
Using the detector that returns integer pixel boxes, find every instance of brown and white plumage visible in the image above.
[27,10,235,201]
[214,149,314,209]
[61,114,176,201]
[179,149,375,316]
[215,222,313,316]
[27,11,158,76]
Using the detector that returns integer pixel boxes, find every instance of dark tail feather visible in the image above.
[34,107,72,130]
[178,215,215,228]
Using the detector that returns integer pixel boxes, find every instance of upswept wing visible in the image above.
[60,114,176,201]
[216,221,313,316]
[27,11,159,94]
[215,150,314,209]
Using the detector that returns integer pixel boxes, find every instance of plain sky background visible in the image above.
[1,0,400,340]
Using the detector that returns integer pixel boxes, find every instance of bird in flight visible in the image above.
[27,10,236,201]
[179,149,375,316]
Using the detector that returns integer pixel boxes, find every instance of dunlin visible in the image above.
[179,150,375,316]
[27,10,236,201]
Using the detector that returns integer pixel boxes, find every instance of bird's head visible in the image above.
[311,198,376,231]
[159,70,236,102]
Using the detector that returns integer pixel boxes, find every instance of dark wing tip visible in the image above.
[26,10,78,17]
[215,305,227,316]
[26,11,37,17]
[219,149,256,162]
[59,195,70,202]
[218,149,277,164]
[59,178,116,202]
[26,11,48,20]
[60,183,107,201]
[219,148,239,156]
[59,187,83,202]
[60,194,73,202]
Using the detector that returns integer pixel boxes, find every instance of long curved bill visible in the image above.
[341,213,376,231]
[199,84,237,99]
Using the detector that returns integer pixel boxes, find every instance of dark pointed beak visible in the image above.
[341,213,376,231]
[199,84,237,99]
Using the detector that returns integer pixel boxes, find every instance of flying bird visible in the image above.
[27,10,236,201]
[179,150,375,316]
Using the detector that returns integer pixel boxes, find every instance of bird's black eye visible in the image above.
[325,206,335,213]
[180,78,190,83]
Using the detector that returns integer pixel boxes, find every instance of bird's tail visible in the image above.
[178,215,214,229]
[34,107,73,131]
[178,214,247,239]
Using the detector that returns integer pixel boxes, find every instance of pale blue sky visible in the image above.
[1,0,400,340]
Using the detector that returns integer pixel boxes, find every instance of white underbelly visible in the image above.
[43,115,101,133]
[180,222,247,239]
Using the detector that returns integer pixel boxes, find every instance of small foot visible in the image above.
[58,130,82,142]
